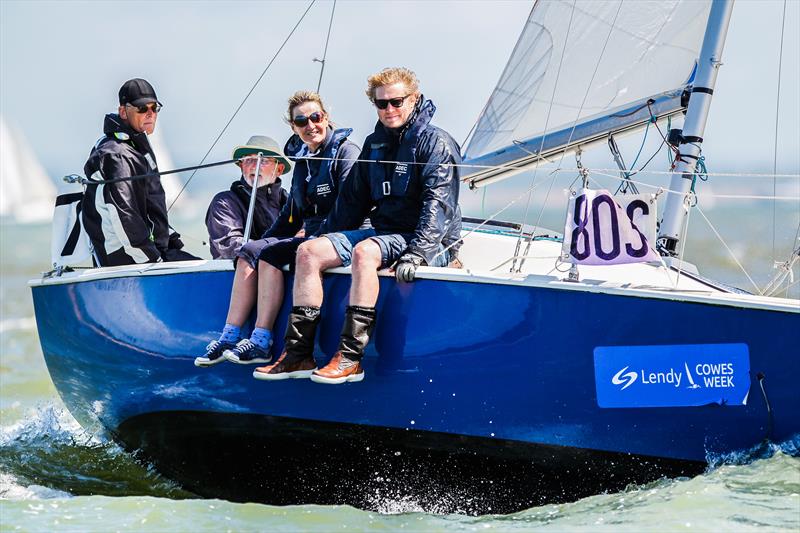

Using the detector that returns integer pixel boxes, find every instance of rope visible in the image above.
[772,0,788,267]
[314,0,336,93]
[166,0,316,213]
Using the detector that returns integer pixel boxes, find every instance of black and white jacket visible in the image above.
[82,114,182,266]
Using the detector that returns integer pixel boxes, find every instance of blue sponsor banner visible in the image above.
[594,343,750,408]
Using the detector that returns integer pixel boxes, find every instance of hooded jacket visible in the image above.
[318,98,462,264]
[205,177,288,259]
[82,114,182,266]
[264,127,360,239]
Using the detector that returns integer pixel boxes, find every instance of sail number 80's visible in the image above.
[561,189,659,266]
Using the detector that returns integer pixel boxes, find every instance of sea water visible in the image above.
[1,210,798,532]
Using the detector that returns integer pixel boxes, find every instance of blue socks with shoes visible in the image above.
[249,327,273,349]
[219,324,242,344]
[218,324,271,348]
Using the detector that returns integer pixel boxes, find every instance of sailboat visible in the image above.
[0,116,56,224]
[29,0,798,514]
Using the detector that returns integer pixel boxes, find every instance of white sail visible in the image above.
[463,0,712,186]
[0,116,56,223]
[147,125,180,204]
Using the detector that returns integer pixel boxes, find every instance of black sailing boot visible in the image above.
[310,306,376,384]
[253,306,320,380]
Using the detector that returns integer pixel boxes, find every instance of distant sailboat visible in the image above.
[0,116,56,224]
[147,125,196,215]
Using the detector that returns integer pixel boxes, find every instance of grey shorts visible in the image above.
[324,228,450,269]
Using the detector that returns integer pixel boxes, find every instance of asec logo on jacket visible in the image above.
[593,343,750,408]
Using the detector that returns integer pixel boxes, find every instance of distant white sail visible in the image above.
[0,116,56,223]
[463,0,712,186]
[147,125,180,205]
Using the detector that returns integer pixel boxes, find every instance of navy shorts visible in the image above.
[324,229,450,269]
[258,237,307,270]
[236,237,279,269]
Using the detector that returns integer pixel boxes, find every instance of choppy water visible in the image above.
[1,212,799,531]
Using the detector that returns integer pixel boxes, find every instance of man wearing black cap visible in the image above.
[82,78,198,266]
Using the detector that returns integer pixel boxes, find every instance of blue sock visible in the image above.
[250,327,273,349]
[219,324,241,344]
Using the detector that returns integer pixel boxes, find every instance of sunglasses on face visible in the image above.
[127,103,162,114]
[291,112,324,128]
[240,155,276,165]
[374,94,411,110]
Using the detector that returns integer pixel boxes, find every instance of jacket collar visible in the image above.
[103,113,151,154]
[373,97,435,145]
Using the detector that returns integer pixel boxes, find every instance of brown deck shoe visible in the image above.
[253,351,316,381]
[309,352,364,384]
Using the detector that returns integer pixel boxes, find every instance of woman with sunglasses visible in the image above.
[195,90,361,367]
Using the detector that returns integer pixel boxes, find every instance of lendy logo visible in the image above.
[612,366,638,390]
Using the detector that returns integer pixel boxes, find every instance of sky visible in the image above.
[1,0,798,205]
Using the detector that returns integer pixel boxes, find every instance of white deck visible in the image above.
[29,229,799,314]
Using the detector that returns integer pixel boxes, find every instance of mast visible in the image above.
[657,0,735,256]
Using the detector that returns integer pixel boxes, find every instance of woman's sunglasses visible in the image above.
[127,103,162,114]
[374,95,410,110]
[292,112,325,127]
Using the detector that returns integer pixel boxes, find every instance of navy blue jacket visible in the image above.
[264,127,360,239]
[318,99,462,264]
[205,177,288,259]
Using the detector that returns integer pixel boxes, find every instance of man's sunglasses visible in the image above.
[374,95,411,110]
[291,112,324,128]
[127,103,162,114]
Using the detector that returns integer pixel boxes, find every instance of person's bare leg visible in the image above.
[225,260,258,326]
[254,261,284,330]
[349,240,382,307]
[292,238,343,307]
[310,240,381,383]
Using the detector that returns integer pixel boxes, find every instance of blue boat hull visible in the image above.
[31,268,800,512]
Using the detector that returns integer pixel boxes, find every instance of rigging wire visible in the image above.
[67,154,800,198]
[695,204,763,295]
[517,0,624,273]
[166,0,316,213]
[512,0,578,272]
[772,0,788,266]
[314,0,336,93]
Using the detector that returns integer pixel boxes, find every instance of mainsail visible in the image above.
[462,0,712,187]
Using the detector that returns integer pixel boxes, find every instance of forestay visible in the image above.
[462,0,712,186]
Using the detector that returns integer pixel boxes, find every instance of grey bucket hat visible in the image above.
[232,135,292,175]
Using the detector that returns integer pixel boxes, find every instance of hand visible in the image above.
[167,231,185,250]
[394,253,424,283]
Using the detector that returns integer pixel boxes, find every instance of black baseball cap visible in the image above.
[118,78,162,107]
